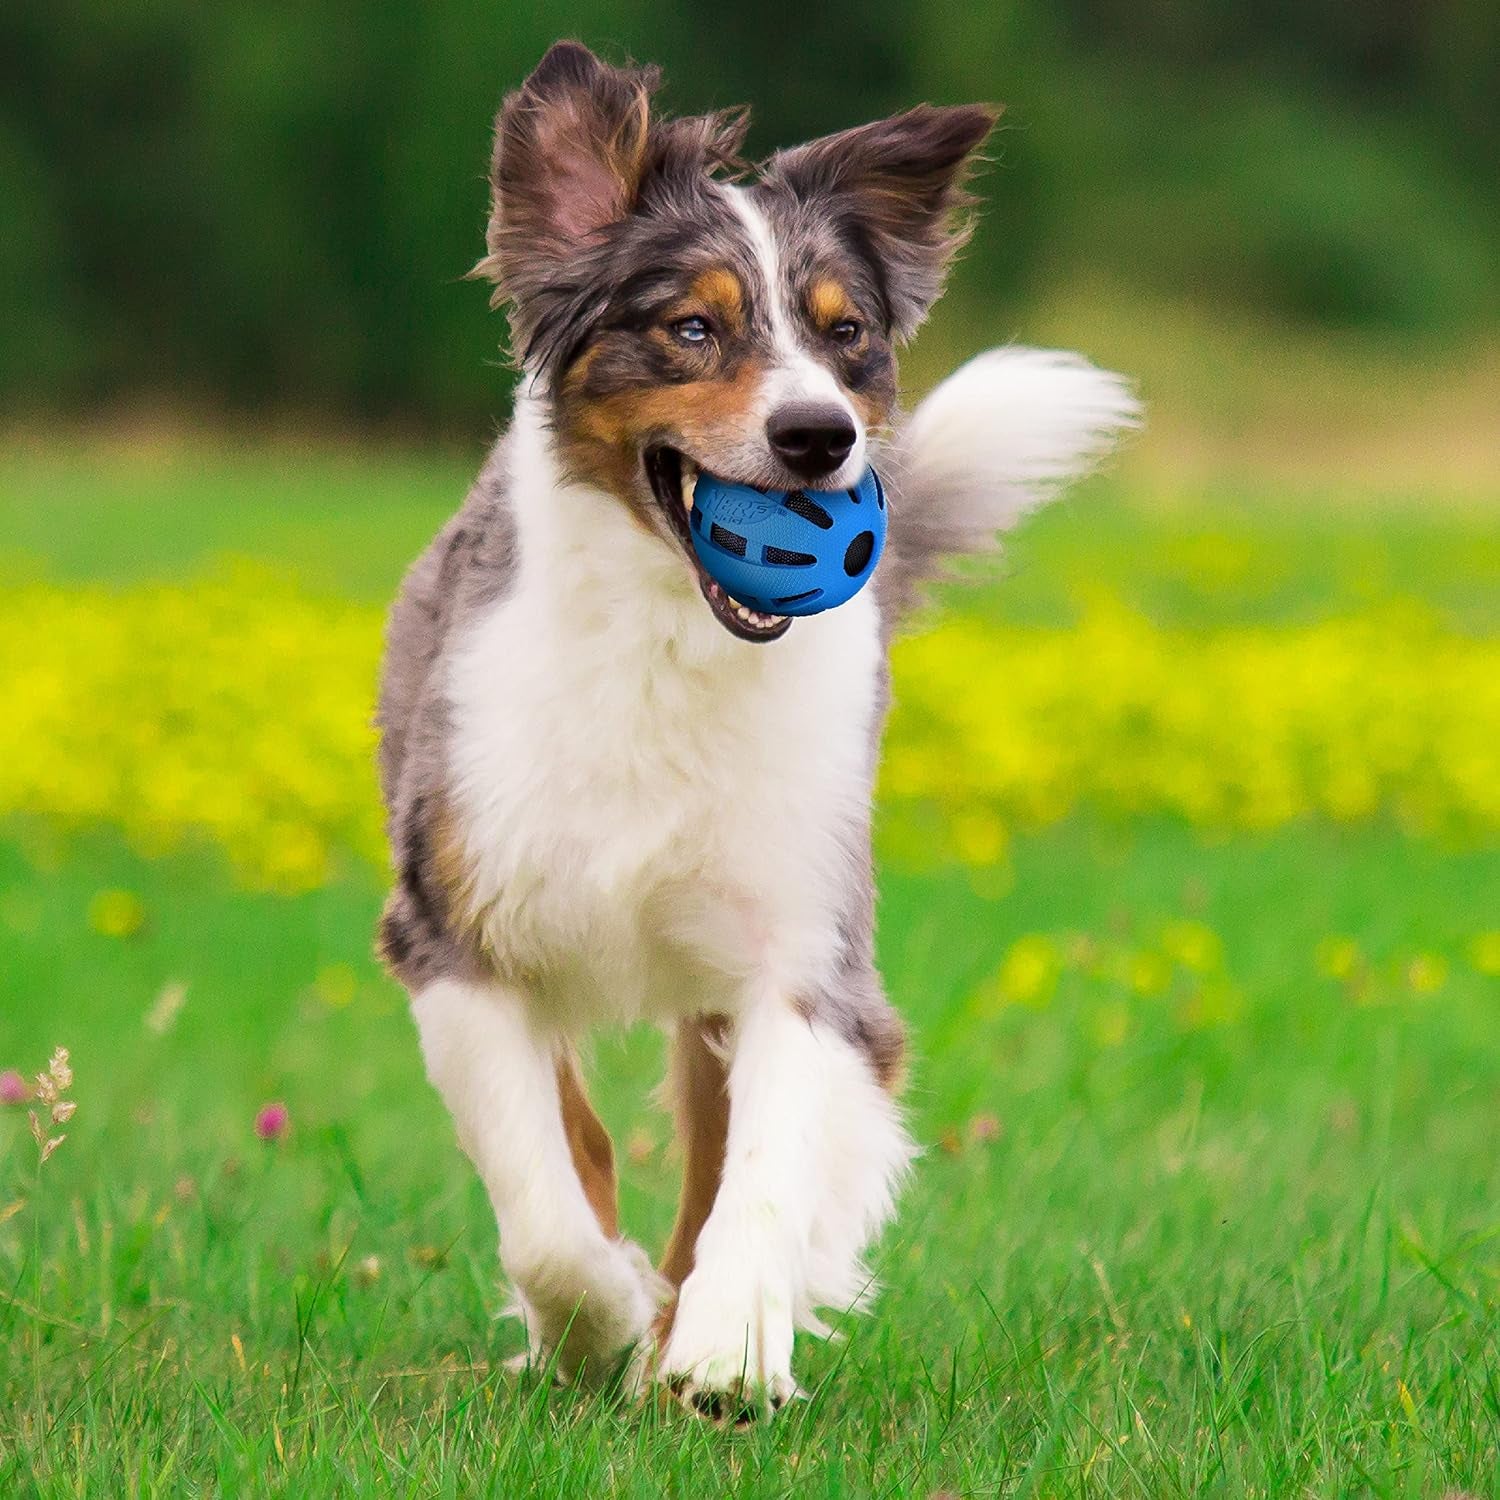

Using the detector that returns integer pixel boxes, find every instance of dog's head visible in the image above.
[475,41,996,640]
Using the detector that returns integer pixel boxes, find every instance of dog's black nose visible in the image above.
[767,403,856,481]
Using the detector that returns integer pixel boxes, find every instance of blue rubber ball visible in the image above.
[688,466,887,616]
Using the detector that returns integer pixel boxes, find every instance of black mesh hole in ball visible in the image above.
[773,589,823,607]
[784,494,834,529]
[763,545,816,567]
[709,523,747,557]
[843,531,875,576]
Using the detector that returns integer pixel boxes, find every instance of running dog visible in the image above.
[377,40,1136,1420]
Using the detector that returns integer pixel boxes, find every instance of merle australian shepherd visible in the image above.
[376,40,1136,1420]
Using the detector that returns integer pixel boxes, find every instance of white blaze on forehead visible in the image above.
[725,186,803,361]
[726,185,865,472]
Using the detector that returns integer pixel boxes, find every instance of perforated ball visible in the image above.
[688,466,887,616]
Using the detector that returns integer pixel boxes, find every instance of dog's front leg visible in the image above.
[411,977,662,1378]
[654,994,837,1419]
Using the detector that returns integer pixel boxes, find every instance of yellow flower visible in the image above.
[1469,931,1500,977]
[314,963,358,1009]
[1159,920,1223,973]
[1405,953,1448,996]
[88,888,146,939]
[1129,951,1173,996]
[1315,937,1361,981]
[1397,1379,1418,1422]
[883,598,1500,866]
[994,935,1061,1009]
[1,570,1497,893]
[948,808,1008,867]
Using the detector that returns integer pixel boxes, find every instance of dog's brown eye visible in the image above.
[830,319,862,346]
[672,315,713,346]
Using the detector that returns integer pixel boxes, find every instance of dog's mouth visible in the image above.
[644,447,792,644]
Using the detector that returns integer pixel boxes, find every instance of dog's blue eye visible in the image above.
[673,316,711,345]
[830,320,862,345]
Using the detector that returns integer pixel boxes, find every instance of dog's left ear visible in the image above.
[765,104,999,339]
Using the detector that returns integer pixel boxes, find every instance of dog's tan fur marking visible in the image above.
[690,266,746,334]
[797,275,895,433]
[431,796,479,928]
[655,1015,732,1338]
[807,276,857,328]
[871,1032,907,1093]
[847,384,893,435]
[555,1053,620,1239]
[559,357,770,506]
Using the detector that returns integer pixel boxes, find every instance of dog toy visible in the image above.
[687,466,887,616]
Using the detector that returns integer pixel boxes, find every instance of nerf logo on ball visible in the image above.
[716,496,780,527]
[689,467,887,617]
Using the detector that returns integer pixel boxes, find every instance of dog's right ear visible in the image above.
[474,42,749,372]
[472,43,659,327]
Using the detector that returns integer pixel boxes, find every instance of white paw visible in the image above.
[508,1236,665,1380]
[653,1271,799,1423]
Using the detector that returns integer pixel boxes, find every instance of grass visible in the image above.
[3,437,1499,628]
[1,441,1497,1496]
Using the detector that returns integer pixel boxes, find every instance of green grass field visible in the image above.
[1,445,1497,1496]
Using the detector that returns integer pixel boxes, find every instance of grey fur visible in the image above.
[798,801,907,1091]
[871,432,947,634]
[809,655,905,1087]
[375,442,518,990]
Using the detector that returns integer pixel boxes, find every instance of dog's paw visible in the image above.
[650,1273,799,1423]
[508,1235,666,1381]
[669,1365,800,1426]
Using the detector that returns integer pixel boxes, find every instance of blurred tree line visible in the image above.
[2,0,1497,432]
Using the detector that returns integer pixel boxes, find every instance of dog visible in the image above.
[376,40,1136,1419]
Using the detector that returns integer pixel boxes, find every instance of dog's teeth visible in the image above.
[713,587,785,633]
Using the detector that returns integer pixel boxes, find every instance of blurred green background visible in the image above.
[4,0,1499,458]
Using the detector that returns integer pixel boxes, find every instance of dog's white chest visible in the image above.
[443,528,882,1027]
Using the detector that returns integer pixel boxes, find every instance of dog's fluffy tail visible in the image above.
[881,347,1140,621]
